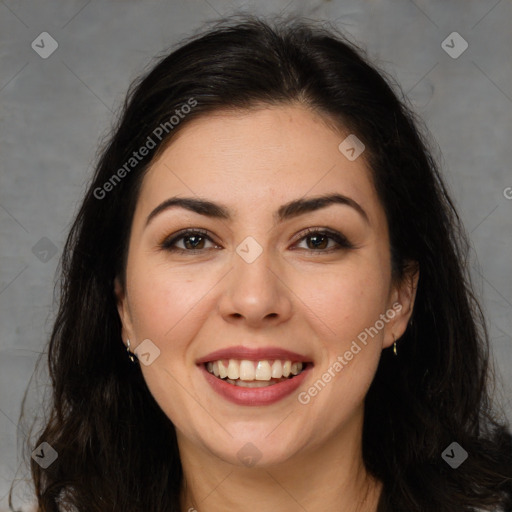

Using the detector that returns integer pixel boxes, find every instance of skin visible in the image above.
[115,104,419,512]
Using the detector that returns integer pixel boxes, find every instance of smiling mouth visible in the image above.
[204,359,310,388]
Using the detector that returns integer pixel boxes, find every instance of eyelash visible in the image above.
[159,227,355,254]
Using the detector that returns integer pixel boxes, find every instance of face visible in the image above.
[115,104,417,468]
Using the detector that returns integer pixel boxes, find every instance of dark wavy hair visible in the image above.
[11,14,512,512]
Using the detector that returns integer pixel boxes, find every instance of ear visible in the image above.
[383,261,419,349]
[114,276,135,347]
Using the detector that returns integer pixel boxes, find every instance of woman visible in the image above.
[17,14,512,512]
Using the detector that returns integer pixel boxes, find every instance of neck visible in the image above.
[177,408,383,512]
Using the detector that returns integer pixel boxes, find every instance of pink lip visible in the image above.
[200,363,312,406]
[196,345,311,364]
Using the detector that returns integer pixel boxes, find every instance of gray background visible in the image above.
[1,0,511,509]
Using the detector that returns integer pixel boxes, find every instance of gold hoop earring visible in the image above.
[126,339,137,363]
[393,335,398,356]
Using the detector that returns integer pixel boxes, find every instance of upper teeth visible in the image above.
[206,359,304,381]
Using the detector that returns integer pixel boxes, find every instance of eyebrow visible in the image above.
[145,193,369,227]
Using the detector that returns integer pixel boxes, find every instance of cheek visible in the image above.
[293,260,390,344]
[125,264,218,429]
[294,268,387,427]
[126,260,220,350]
[290,256,390,410]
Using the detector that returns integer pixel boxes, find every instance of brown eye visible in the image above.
[305,233,329,250]
[160,229,220,252]
[182,234,206,250]
[294,228,354,252]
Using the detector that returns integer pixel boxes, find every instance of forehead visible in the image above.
[136,104,384,226]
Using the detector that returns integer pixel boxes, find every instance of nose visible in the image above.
[217,245,293,328]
